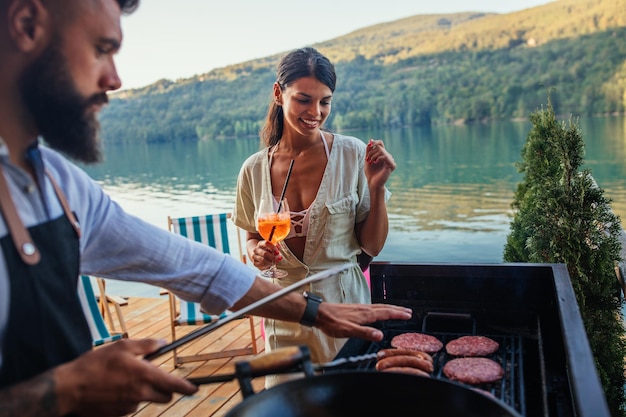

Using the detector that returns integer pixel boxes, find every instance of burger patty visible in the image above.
[445,335,500,357]
[443,357,504,385]
[390,332,443,354]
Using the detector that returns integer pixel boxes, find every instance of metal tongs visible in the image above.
[144,263,353,361]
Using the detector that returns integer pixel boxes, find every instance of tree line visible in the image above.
[99,2,626,144]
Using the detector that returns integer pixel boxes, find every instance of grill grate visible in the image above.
[336,329,526,416]
[357,262,611,417]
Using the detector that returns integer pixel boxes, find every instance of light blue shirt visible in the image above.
[0,139,256,369]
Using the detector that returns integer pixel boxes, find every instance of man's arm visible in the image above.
[0,279,410,417]
[231,276,412,341]
[0,370,59,417]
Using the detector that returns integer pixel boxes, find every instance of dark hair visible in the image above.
[260,47,336,147]
[116,0,139,14]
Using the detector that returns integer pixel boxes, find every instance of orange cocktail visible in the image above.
[257,196,290,278]
[257,213,291,245]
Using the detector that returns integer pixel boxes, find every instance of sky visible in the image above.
[115,0,555,91]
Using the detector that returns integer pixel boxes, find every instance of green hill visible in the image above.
[100,0,626,143]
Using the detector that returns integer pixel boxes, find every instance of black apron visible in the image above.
[0,166,91,389]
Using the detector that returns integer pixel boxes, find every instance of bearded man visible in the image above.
[0,1,411,416]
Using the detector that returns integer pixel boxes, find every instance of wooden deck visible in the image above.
[104,295,266,417]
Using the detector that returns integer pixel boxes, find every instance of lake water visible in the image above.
[81,116,626,297]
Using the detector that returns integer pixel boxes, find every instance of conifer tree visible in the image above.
[504,93,626,416]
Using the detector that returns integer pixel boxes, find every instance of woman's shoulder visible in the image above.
[333,132,365,145]
[240,147,269,169]
[331,133,366,154]
[332,132,364,143]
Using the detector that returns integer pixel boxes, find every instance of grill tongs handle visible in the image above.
[187,345,377,398]
[188,345,312,398]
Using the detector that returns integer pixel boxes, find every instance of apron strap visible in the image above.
[0,165,81,265]
[45,169,81,238]
[0,165,40,265]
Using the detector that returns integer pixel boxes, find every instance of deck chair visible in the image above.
[77,275,128,346]
[94,278,128,333]
[166,213,258,367]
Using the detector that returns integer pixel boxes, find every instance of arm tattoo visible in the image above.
[0,372,60,417]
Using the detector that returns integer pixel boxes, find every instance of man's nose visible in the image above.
[100,60,122,91]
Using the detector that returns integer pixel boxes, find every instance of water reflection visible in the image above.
[81,116,626,296]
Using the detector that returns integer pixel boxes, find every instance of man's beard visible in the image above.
[19,36,108,164]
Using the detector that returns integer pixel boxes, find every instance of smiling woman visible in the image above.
[229,47,397,387]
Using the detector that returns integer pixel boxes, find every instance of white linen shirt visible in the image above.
[232,133,391,370]
[233,133,391,280]
[0,140,256,369]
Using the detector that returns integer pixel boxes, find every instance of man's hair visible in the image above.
[117,0,139,14]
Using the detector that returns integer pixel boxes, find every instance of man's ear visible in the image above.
[7,0,50,53]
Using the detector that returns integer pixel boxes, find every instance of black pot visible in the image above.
[225,371,523,417]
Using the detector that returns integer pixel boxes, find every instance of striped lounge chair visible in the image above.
[77,275,128,346]
[166,213,258,367]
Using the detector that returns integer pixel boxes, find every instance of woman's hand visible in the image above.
[250,239,282,270]
[365,139,396,188]
[357,139,395,256]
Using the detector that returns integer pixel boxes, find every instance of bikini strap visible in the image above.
[268,144,277,166]
[320,130,330,159]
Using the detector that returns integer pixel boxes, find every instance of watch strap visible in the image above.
[300,291,323,327]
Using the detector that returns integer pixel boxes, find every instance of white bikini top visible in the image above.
[269,131,330,239]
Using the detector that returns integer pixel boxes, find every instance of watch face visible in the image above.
[304,291,323,302]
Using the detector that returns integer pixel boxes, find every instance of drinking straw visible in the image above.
[269,159,295,242]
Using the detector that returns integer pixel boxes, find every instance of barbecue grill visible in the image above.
[331,262,610,417]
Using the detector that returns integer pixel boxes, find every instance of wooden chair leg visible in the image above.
[96,278,128,334]
[248,315,258,354]
[167,291,180,367]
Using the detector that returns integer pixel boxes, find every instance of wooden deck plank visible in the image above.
[105,296,266,417]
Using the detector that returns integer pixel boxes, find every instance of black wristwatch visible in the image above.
[300,291,323,327]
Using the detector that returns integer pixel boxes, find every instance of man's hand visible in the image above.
[233,276,412,340]
[314,302,412,340]
[55,339,198,416]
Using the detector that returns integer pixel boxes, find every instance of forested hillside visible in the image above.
[100,0,626,143]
